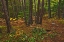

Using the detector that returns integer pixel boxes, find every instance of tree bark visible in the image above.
[39,0,44,24]
[1,0,11,33]
[36,0,40,24]
[48,0,51,18]
[23,0,27,25]
[28,0,33,26]
[5,0,8,10]
[57,0,61,19]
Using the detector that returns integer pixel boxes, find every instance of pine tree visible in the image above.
[1,0,11,33]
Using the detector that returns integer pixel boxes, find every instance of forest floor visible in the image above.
[0,17,64,42]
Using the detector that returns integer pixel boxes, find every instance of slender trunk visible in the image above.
[13,0,18,19]
[33,0,37,24]
[0,28,2,33]
[28,0,33,25]
[5,0,8,10]
[57,0,61,19]
[39,0,44,24]
[5,0,10,16]
[62,3,64,18]
[18,0,21,11]
[12,0,15,18]
[63,0,64,18]
[15,0,18,19]
[1,0,11,33]
[48,0,51,18]
[23,0,27,25]
[10,0,14,18]
[36,0,40,24]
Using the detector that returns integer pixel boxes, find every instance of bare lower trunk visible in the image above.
[28,0,33,26]
[57,0,61,19]
[48,0,51,18]
[36,0,40,24]
[39,0,44,24]
[1,0,11,33]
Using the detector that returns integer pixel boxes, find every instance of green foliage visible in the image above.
[0,0,64,18]
[20,33,28,42]
[48,32,57,38]
[5,40,11,42]
[32,28,47,36]
[0,12,3,18]
[0,26,6,29]
[59,20,64,24]
[18,12,24,18]
[31,28,47,41]
[0,33,2,39]
[28,37,36,42]
[0,27,58,42]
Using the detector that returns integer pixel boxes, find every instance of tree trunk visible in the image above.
[18,0,22,11]
[57,0,61,19]
[63,0,64,18]
[48,0,51,18]
[28,0,33,26]
[62,3,64,18]
[14,0,18,19]
[0,28,2,33]
[39,0,44,24]
[1,0,11,33]
[23,0,27,25]
[5,0,8,10]
[36,0,40,24]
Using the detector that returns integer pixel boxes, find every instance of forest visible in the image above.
[0,0,64,42]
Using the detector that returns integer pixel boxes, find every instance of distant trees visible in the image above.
[1,0,11,33]
[0,0,44,27]
[0,0,64,29]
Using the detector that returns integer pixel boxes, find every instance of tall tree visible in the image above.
[5,0,10,17]
[63,8,64,18]
[62,0,64,18]
[34,0,37,24]
[1,0,11,33]
[18,0,22,11]
[48,0,51,18]
[23,0,27,25]
[57,0,61,19]
[35,0,40,24]
[14,0,18,19]
[28,0,33,25]
[5,0,8,10]
[39,0,44,24]
[0,28,2,33]
[34,0,36,14]
[9,0,14,18]
[12,0,16,18]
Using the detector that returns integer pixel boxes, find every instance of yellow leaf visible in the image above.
[13,18,16,20]
[10,18,13,20]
